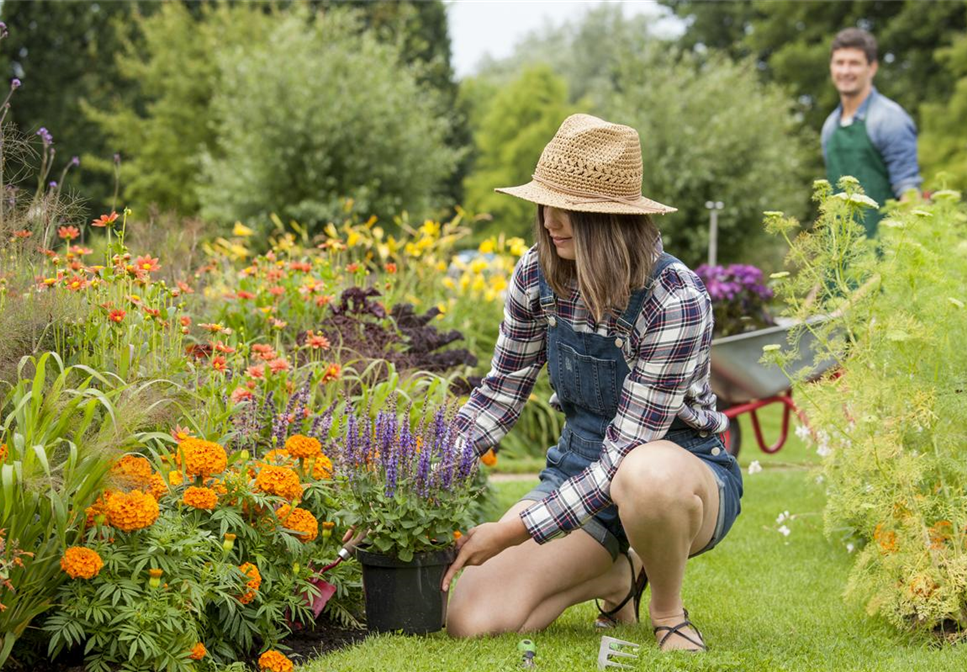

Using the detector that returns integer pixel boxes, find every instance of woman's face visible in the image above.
[543,206,575,260]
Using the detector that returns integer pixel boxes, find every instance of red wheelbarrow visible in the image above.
[710,318,835,457]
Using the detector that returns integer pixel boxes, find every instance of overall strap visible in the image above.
[615,253,679,336]
[536,264,557,318]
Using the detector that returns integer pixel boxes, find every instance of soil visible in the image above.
[13,616,369,671]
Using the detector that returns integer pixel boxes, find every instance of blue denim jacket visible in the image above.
[821,87,923,197]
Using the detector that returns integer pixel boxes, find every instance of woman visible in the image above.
[442,114,743,652]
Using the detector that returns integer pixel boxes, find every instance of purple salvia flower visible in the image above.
[70,155,79,167]
[48,181,57,189]
[416,435,431,498]
[36,127,53,144]
[10,78,20,90]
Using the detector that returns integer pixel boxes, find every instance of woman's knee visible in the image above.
[612,442,701,514]
[446,567,527,637]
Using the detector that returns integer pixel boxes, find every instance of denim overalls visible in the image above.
[521,253,743,560]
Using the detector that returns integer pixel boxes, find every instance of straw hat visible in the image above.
[494,113,676,216]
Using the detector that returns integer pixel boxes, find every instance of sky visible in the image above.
[445,0,685,79]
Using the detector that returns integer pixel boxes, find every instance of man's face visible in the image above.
[830,47,878,97]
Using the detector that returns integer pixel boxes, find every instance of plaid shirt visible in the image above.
[453,242,728,544]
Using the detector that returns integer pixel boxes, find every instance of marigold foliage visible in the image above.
[179,438,228,477]
[258,650,294,672]
[275,504,318,542]
[60,546,104,579]
[107,490,160,532]
[182,486,218,511]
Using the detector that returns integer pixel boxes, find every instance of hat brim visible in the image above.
[494,180,677,216]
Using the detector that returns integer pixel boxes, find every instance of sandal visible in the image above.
[653,608,708,652]
[594,551,648,628]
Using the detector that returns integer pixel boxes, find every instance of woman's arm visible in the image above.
[452,247,547,455]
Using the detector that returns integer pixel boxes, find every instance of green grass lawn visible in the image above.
[302,405,962,671]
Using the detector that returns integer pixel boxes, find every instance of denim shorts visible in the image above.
[520,427,744,562]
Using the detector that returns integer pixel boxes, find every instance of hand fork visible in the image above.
[597,635,640,670]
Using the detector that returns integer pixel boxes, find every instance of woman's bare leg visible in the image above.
[611,440,720,651]
[447,502,634,637]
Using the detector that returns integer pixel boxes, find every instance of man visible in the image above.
[821,28,922,237]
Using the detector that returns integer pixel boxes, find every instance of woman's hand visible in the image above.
[441,517,530,591]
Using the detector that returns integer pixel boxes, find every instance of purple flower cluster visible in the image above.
[338,403,475,501]
[695,263,776,336]
[36,127,53,145]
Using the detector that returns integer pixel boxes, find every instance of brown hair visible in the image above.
[535,206,661,323]
[831,28,878,64]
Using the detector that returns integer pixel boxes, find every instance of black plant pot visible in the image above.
[356,546,457,635]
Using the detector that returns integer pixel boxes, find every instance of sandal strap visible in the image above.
[653,616,708,651]
[595,552,646,623]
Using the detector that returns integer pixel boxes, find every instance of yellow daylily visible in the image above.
[233,222,255,237]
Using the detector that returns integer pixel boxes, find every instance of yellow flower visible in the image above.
[258,650,294,672]
[233,222,254,237]
[275,504,319,542]
[180,438,228,478]
[147,472,168,501]
[110,455,153,491]
[311,453,333,480]
[107,490,159,532]
[478,239,495,254]
[60,546,104,579]
[183,486,218,511]
[284,434,321,460]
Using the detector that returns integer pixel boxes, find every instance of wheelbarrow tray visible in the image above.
[710,317,835,405]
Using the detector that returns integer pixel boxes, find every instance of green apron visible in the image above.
[825,117,894,238]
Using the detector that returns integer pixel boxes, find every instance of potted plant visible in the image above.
[335,403,480,634]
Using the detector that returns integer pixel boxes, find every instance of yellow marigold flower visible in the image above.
[180,438,228,478]
[284,434,321,459]
[183,486,218,511]
[110,455,153,491]
[60,546,104,579]
[311,453,333,480]
[189,642,207,660]
[255,464,302,500]
[168,470,185,486]
[238,562,262,604]
[275,504,319,542]
[107,490,160,532]
[258,650,294,672]
[147,472,168,501]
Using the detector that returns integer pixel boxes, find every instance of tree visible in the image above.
[920,30,967,190]
[461,65,576,242]
[197,8,460,228]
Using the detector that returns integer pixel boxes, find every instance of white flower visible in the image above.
[816,444,832,458]
[831,192,879,209]
[795,424,811,442]
[748,460,762,475]
[846,543,855,553]
[815,474,825,484]
[762,344,782,353]
[776,510,791,524]
[778,525,791,537]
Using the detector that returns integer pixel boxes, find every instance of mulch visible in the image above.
[14,616,368,672]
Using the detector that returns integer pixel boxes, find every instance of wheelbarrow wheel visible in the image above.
[721,416,741,457]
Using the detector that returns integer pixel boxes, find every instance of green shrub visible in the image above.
[765,179,967,633]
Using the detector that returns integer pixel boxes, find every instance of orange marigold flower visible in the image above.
[134,255,160,272]
[180,438,228,478]
[258,650,293,672]
[255,464,302,500]
[275,504,319,542]
[110,455,154,491]
[91,211,119,228]
[147,472,168,501]
[107,490,159,532]
[268,357,291,374]
[321,362,341,383]
[231,386,255,404]
[285,434,321,459]
[168,470,185,486]
[60,546,104,579]
[0,443,7,462]
[57,225,80,240]
[238,562,262,604]
[453,530,462,540]
[480,448,498,467]
[85,490,115,526]
[263,449,291,464]
[183,486,218,510]
[311,453,333,480]
[108,309,126,323]
[189,642,207,660]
